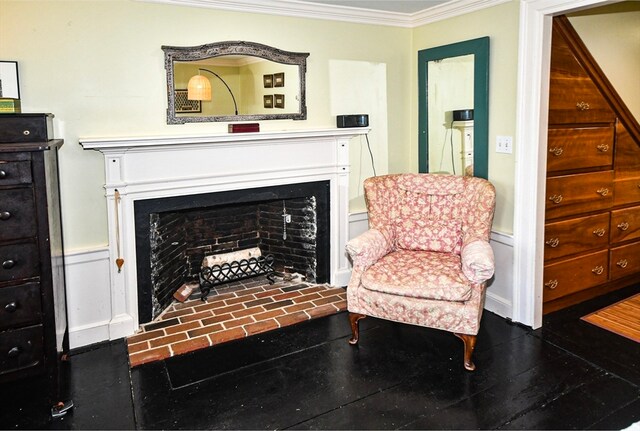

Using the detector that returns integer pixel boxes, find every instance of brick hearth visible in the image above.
[126,277,346,367]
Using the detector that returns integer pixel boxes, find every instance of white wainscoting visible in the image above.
[66,212,514,349]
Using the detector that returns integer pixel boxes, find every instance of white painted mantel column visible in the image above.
[80,128,368,339]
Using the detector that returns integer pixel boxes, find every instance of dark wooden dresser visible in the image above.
[543,17,640,313]
[0,113,71,415]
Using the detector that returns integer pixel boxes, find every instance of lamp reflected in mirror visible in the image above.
[188,68,238,115]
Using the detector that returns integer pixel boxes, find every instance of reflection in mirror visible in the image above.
[162,41,309,124]
[418,37,489,179]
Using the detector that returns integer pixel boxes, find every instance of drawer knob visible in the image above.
[0,211,10,220]
[618,222,629,231]
[22,130,31,136]
[545,238,560,248]
[592,228,606,237]
[7,347,20,358]
[616,259,628,269]
[548,194,563,204]
[2,260,16,270]
[549,147,564,156]
[4,302,17,313]
[596,188,609,197]
[0,170,6,179]
[596,144,609,152]
[544,279,558,290]
[576,101,590,111]
[592,265,604,275]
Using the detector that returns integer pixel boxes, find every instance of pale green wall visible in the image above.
[411,1,521,234]
[0,0,411,251]
[568,2,640,121]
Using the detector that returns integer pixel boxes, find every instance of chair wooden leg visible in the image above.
[454,333,477,371]
[348,313,366,345]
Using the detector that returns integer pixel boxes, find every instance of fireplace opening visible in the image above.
[135,181,330,323]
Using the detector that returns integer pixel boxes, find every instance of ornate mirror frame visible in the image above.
[162,41,309,124]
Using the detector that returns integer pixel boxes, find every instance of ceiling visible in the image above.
[298,0,452,14]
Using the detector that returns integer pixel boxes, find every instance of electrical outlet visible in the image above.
[496,135,513,154]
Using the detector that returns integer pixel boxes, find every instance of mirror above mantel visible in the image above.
[162,41,309,124]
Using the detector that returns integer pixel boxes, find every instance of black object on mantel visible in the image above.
[336,114,369,128]
[0,113,73,418]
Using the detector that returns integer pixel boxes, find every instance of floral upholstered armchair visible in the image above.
[346,173,496,371]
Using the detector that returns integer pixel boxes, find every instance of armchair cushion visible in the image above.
[361,250,473,302]
[461,239,495,284]
[345,228,394,271]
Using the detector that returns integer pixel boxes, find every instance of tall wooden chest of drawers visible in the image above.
[543,17,640,313]
[0,114,68,388]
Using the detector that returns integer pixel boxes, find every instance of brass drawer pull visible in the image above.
[7,347,21,358]
[618,222,629,231]
[576,101,590,111]
[616,259,628,268]
[592,228,606,237]
[545,279,558,290]
[0,211,10,220]
[0,170,6,179]
[22,130,31,136]
[592,265,604,275]
[596,144,609,152]
[4,302,17,313]
[549,147,564,156]
[545,238,560,247]
[596,188,609,196]
[548,195,563,204]
[2,260,15,270]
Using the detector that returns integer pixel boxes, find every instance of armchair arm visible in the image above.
[346,228,394,271]
[461,239,495,284]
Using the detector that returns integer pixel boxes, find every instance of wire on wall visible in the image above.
[365,134,377,177]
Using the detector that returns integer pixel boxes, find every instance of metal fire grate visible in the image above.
[199,254,275,300]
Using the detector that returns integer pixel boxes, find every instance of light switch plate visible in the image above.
[496,135,513,154]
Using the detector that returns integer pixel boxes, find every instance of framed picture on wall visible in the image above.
[274,72,285,87]
[263,74,273,88]
[174,89,201,113]
[264,95,273,109]
[0,61,20,99]
[274,94,285,109]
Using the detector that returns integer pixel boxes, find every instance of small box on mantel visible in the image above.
[0,98,21,113]
[228,123,260,133]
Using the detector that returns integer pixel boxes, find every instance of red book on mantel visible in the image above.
[228,123,260,133]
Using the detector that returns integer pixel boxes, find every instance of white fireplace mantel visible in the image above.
[80,128,368,339]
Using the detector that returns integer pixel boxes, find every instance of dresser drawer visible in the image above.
[0,160,32,186]
[545,170,614,220]
[0,325,44,376]
[546,126,613,173]
[548,77,616,125]
[0,243,39,283]
[543,249,608,302]
[0,282,41,330]
[610,242,640,280]
[0,188,36,242]
[614,177,640,207]
[544,213,610,261]
[610,206,640,244]
[0,114,53,143]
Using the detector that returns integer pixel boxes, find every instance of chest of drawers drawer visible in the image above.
[0,282,42,330]
[547,126,613,173]
[614,177,640,207]
[610,242,640,280]
[0,188,37,242]
[543,249,609,302]
[544,213,610,261]
[0,160,32,186]
[0,242,40,283]
[610,206,640,244]
[546,170,614,220]
[0,324,44,376]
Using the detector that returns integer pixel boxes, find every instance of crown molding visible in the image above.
[136,0,510,28]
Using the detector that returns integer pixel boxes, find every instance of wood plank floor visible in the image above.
[1,284,639,430]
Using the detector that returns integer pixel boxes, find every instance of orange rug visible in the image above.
[581,293,640,343]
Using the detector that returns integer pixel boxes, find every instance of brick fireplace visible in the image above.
[80,128,367,340]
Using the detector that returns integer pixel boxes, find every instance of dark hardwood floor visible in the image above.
[1,284,639,430]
